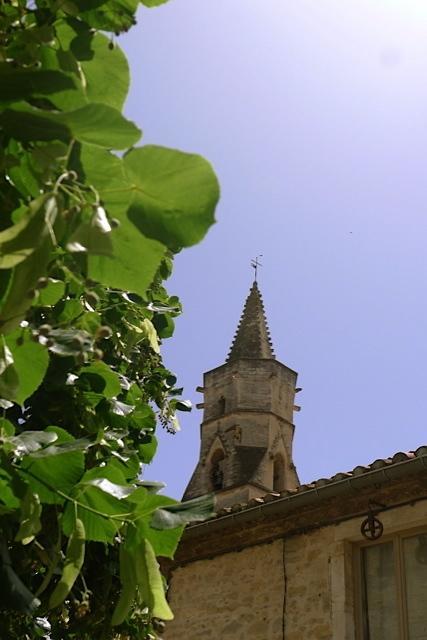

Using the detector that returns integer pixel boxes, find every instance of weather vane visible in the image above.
[251,255,263,282]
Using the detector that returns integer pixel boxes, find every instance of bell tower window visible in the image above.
[273,454,285,492]
[210,449,225,490]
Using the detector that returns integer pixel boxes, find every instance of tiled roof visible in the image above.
[213,445,427,519]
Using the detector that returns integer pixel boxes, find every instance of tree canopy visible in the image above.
[0,1,219,638]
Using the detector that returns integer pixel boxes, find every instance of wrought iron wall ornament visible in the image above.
[361,501,386,540]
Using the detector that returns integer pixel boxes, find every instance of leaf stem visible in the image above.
[13,465,134,524]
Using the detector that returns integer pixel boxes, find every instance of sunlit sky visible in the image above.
[122,0,427,498]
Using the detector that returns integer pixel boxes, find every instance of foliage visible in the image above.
[0,0,219,638]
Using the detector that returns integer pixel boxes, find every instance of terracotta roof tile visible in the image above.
[210,446,427,520]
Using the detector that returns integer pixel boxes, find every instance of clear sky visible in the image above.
[122,0,427,498]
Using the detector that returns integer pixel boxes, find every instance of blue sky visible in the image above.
[122,0,427,498]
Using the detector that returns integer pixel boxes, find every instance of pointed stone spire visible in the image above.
[227,281,275,362]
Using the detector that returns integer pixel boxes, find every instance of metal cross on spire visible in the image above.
[251,255,263,282]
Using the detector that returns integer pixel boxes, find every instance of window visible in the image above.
[210,449,225,490]
[357,530,427,640]
[273,454,285,492]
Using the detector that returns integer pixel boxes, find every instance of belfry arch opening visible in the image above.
[210,449,225,491]
[273,454,285,492]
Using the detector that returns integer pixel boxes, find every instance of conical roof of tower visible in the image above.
[227,281,275,362]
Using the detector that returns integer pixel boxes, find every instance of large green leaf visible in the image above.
[79,145,132,216]
[8,431,58,458]
[62,485,126,542]
[57,104,141,149]
[76,31,130,110]
[0,63,76,100]
[0,194,50,269]
[138,434,157,464]
[75,0,139,32]
[62,462,132,541]
[124,145,220,248]
[127,491,183,559]
[66,206,113,256]
[6,329,49,405]
[111,545,137,626]
[0,197,58,334]
[0,103,141,149]
[150,493,214,530]
[35,278,65,307]
[79,361,121,398]
[79,146,166,295]
[20,447,85,504]
[49,24,130,111]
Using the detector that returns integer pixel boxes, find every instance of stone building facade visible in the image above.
[164,282,427,640]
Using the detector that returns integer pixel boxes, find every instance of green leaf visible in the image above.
[75,0,139,32]
[0,63,76,100]
[135,538,173,620]
[0,418,15,437]
[152,312,175,338]
[66,206,113,256]
[83,477,134,499]
[150,493,214,530]
[48,24,130,111]
[141,521,183,559]
[75,31,130,111]
[0,104,141,149]
[28,437,93,458]
[35,278,65,307]
[9,431,58,458]
[62,462,131,541]
[6,329,49,405]
[111,545,137,626]
[15,489,42,545]
[124,145,220,249]
[56,299,85,323]
[0,474,20,513]
[62,485,125,542]
[0,106,68,144]
[0,197,58,334]
[57,104,141,148]
[49,518,85,608]
[141,0,170,5]
[174,399,192,412]
[127,491,183,558]
[7,152,41,200]
[141,318,160,353]
[138,434,157,464]
[79,146,166,296]
[0,337,19,401]
[0,194,51,269]
[88,230,164,298]
[20,446,84,504]
[80,361,121,398]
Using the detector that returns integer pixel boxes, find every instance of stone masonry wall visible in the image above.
[164,540,285,639]
[164,529,334,640]
[164,499,427,640]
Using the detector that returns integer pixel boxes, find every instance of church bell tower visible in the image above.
[183,281,300,507]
